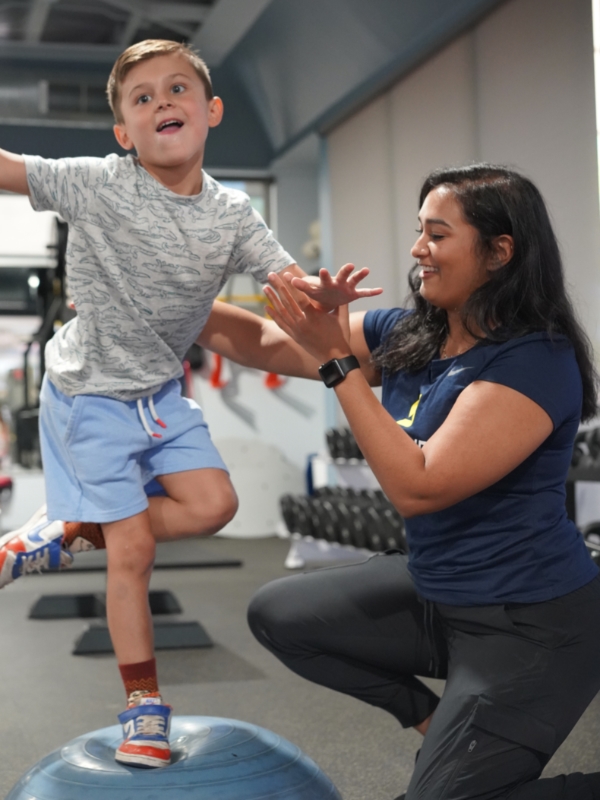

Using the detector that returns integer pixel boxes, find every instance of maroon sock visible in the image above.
[62,521,106,551]
[118,658,159,699]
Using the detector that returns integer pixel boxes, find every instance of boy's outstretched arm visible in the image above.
[198,300,380,385]
[0,149,29,195]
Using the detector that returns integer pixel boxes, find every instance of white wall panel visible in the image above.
[389,35,477,304]
[328,95,397,311]
[326,0,600,355]
[475,0,600,351]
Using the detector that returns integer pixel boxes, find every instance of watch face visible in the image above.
[319,360,344,388]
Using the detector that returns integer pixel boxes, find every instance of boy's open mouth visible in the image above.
[156,119,183,132]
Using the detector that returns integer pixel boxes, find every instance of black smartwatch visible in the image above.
[318,355,360,388]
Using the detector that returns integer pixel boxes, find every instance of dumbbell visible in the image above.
[309,498,339,543]
[348,504,369,549]
[294,496,315,538]
[279,494,298,534]
[334,502,355,547]
[380,507,408,552]
[571,431,587,468]
[338,428,363,460]
[362,506,386,552]
[585,428,600,463]
[326,428,344,459]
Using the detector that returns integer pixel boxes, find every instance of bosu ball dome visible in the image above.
[6,716,342,799]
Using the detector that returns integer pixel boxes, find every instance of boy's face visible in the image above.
[113,53,222,178]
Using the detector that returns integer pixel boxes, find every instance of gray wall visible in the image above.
[325,0,600,361]
[270,134,320,273]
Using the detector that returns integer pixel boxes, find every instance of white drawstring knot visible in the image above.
[137,395,167,439]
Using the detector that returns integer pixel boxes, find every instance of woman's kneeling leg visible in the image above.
[248,552,442,728]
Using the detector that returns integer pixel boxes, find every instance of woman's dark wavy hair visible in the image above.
[371,164,598,421]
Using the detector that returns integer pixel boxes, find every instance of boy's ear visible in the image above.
[208,97,224,129]
[113,123,134,151]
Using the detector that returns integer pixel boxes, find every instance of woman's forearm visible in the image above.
[332,370,428,517]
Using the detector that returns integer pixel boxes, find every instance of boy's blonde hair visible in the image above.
[107,39,213,123]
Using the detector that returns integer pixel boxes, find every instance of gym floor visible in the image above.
[0,535,599,800]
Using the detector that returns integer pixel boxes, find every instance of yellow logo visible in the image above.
[397,394,421,428]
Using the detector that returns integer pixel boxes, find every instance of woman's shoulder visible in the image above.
[479,330,575,362]
[475,331,581,425]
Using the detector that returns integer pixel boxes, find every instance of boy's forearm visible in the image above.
[198,301,320,379]
[0,149,29,195]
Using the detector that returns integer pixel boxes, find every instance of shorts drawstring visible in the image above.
[137,395,167,439]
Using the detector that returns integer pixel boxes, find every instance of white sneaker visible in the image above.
[116,693,172,768]
[0,507,72,588]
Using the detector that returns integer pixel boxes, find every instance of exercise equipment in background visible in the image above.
[568,425,600,560]
[6,716,342,800]
[281,426,406,569]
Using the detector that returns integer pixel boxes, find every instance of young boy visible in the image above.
[0,39,379,769]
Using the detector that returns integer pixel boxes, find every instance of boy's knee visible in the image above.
[104,525,156,575]
[192,482,238,535]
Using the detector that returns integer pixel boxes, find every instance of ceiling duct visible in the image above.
[0,81,48,115]
[0,80,113,125]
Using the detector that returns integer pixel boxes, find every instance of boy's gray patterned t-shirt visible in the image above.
[25,153,294,401]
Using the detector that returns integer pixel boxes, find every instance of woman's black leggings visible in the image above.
[247,552,600,800]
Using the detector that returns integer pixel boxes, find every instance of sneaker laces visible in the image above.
[134,715,168,737]
[17,548,54,576]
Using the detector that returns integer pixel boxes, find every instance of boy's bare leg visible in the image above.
[148,468,238,542]
[0,469,237,588]
[102,511,155,664]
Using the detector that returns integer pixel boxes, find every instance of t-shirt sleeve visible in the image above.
[478,336,582,428]
[24,154,105,223]
[228,196,294,281]
[363,307,411,353]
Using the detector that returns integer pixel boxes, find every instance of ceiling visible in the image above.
[0,0,506,168]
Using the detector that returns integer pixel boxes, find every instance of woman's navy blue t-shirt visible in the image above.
[363,308,598,606]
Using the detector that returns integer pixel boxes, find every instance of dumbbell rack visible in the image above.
[281,428,407,569]
[567,426,600,524]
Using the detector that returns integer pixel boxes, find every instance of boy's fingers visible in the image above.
[348,268,370,285]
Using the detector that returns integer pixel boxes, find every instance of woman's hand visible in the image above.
[283,263,383,311]
[264,271,353,364]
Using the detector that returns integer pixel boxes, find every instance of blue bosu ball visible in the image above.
[6,716,342,800]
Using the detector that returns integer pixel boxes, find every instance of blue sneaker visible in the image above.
[116,693,172,768]
[0,508,72,588]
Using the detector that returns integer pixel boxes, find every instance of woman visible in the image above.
[222,164,600,800]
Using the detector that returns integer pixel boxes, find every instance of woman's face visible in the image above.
[411,186,488,312]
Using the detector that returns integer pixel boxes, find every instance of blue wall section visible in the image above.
[0,69,274,168]
[0,0,506,167]
[0,125,124,159]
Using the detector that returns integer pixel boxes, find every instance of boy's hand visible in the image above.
[275,263,383,310]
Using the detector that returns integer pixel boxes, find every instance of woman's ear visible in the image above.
[489,234,514,270]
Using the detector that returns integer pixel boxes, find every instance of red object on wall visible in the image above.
[264,372,286,389]
[209,353,228,389]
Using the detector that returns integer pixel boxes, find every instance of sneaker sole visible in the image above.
[115,750,171,768]
[0,550,16,589]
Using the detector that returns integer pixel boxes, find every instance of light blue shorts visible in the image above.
[39,376,228,523]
